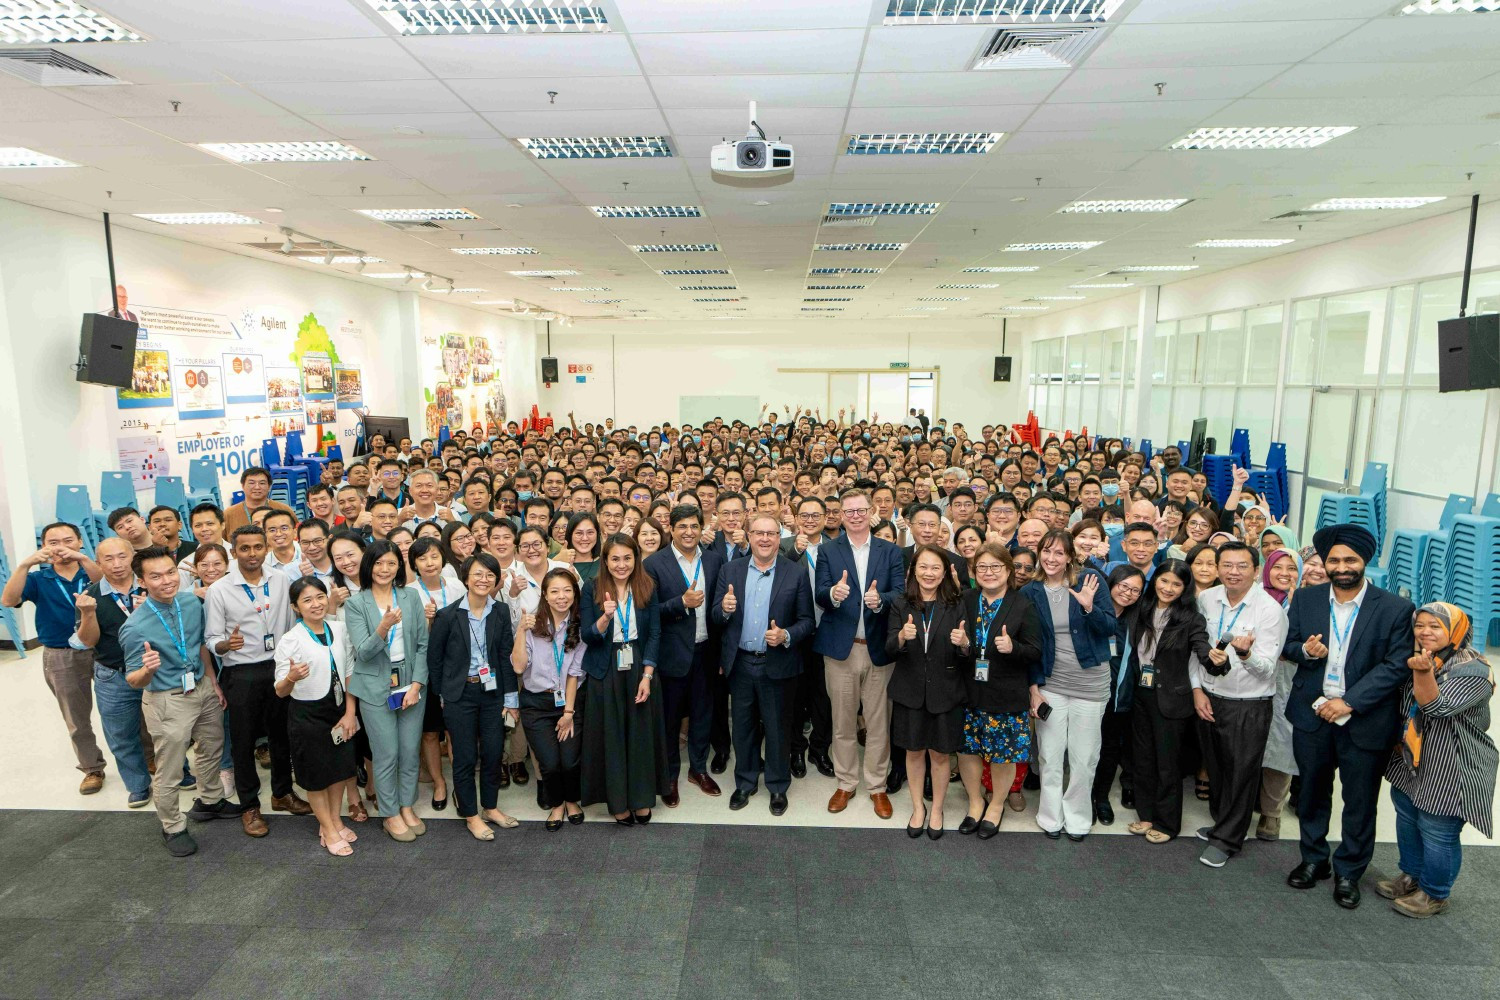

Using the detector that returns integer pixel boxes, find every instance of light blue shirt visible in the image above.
[738,559,777,653]
[466,596,518,708]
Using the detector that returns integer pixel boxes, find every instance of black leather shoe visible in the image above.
[567,808,585,825]
[769,792,788,816]
[1120,786,1135,809]
[1066,832,1087,842]
[545,818,563,832]
[729,788,754,810]
[923,774,933,802]
[790,752,807,779]
[1043,829,1061,840]
[925,822,944,841]
[432,794,448,812]
[710,753,729,775]
[1333,876,1361,909]
[887,773,906,795]
[511,761,530,786]
[1287,861,1333,889]
[1094,799,1115,826]
[958,815,981,836]
[810,750,835,778]
[976,819,1000,840]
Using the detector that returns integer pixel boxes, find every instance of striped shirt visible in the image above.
[1385,668,1498,837]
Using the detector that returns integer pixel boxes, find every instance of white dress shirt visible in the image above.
[273,619,353,702]
[1323,581,1368,699]
[265,543,303,578]
[1191,584,1288,699]
[805,539,823,625]
[849,534,872,640]
[204,564,294,668]
[671,544,708,643]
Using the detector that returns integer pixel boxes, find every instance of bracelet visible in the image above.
[562,709,574,715]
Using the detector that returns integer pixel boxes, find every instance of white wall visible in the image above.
[535,321,1021,429]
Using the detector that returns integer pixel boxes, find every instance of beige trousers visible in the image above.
[824,642,892,794]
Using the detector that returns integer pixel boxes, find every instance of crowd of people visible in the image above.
[4,406,1494,918]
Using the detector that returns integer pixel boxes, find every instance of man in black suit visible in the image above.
[779,496,834,778]
[902,503,966,580]
[710,512,815,816]
[643,505,724,805]
[699,491,748,772]
[1282,523,1414,910]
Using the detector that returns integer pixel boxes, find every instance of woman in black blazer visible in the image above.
[1124,558,1211,843]
[956,542,1042,839]
[886,543,974,841]
[427,552,519,841]
[579,532,669,825]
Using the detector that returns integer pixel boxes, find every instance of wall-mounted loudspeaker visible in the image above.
[993,356,1012,382]
[541,356,559,384]
[1438,314,1500,392]
[76,312,138,388]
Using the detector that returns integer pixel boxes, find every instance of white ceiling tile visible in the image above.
[127,115,334,143]
[61,84,291,120]
[0,89,109,123]
[449,76,656,112]
[245,80,471,115]
[1209,97,1422,126]
[480,108,670,139]
[1022,99,1232,134]
[842,104,1032,134]
[48,41,227,85]
[1085,21,1361,69]
[176,39,432,83]
[1250,61,1500,100]
[652,74,856,109]
[665,106,846,136]
[401,34,642,78]
[1310,14,1500,64]
[852,71,1068,107]
[859,25,994,74]
[304,113,497,141]
[613,0,875,32]
[631,30,866,76]
[97,0,388,42]
[1047,65,1292,104]
[1125,0,1394,22]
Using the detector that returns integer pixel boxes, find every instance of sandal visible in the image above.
[1127,821,1153,836]
[319,832,354,857]
[1195,778,1210,801]
[1144,829,1172,844]
[338,826,358,843]
[347,800,368,823]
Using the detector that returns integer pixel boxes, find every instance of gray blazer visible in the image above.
[344,586,430,704]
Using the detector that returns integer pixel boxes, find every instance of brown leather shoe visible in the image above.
[241,807,269,837]
[688,770,721,797]
[827,788,855,813]
[271,793,313,816]
[870,792,893,819]
[1392,888,1449,919]
[663,780,680,808]
[78,772,105,795]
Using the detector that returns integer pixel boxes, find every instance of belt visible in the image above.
[737,649,767,659]
[466,676,484,684]
[851,638,866,646]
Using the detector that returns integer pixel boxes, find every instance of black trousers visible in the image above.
[1198,694,1273,855]
[222,659,291,810]
[729,652,790,795]
[1092,704,1134,803]
[519,688,580,808]
[785,640,831,756]
[710,657,731,759]
[1131,688,1191,838]
[660,641,714,776]
[441,682,505,817]
[1293,720,1388,880]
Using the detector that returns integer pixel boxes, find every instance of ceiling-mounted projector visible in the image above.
[711,102,794,178]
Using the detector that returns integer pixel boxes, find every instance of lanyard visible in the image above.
[468,610,488,667]
[679,553,702,592]
[419,578,448,607]
[618,591,634,643]
[919,605,934,654]
[53,571,86,607]
[1329,598,1358,653]
[377,598,400,652]
[1217,601,1247,643]
[239,581,272,635]
[146,598,189,665]
[552,632,568,687]
[976,595,1002,650]
[111,589,140,616]
[303,620,338,678]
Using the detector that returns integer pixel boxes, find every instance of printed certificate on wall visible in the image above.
[301,351,334,400]
[173,362,225,420]
[335,365,363,409]
[223,351,266,404]
[117,343,173,409]
[117,433,170,491]
[267,366,302,414]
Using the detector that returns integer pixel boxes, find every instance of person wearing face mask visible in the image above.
[1282,524,1415,910]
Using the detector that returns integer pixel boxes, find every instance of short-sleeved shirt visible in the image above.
[21,566,90,648]
[119,594,206,692]
[78,577,145,672]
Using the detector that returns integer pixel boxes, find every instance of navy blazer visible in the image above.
[643,545,725,678]
[700,538,748,564]
[426,598,517,707]
[1020,569,1117,687]
[579,585,662,681]
[710,554,815,681]
[1281,582,1414,752]
[812,533,907,666]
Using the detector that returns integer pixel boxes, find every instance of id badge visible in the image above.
[617,645,634,671]
[332,675,344,707]
[974,660,990,683]
[390,669,401,689]
[182,671,196,693]
[1108,637,1118,658]
[1139,664,1156,689]
[263,634,276,653]
[553,689,567,708]
[480,665,497,692]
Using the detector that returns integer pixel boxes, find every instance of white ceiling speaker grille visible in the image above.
[972,24,1105,70]
[0,47,123,86]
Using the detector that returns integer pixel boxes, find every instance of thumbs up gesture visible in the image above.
[863,577,881,610]
[227,624,245,651]
[141,641,160,674]
[1303,633,1328,659]
[602,596,617,619]
[379,604,402,634]
[508,572,524,599]
[520,611,537,632]
[950,619,969,649]
[424,598,437,622]
[287,659,310,682]
[765,619,786,647]
[721,583,737,615]
[900,614,918,642]
[995,624,1013,655]
[831,569,851,603]
[299,558,315,577]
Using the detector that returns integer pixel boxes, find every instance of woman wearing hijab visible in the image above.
[1256,547,1303,842]
[1379,603,1497,918]
[1260,524,1298,561]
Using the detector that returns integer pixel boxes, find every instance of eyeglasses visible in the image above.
[842,507,869,517]
[975,562,1005,574]
[519,541,545,551]
[1114,584,1143,598]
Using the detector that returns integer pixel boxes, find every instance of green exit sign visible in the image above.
[889,362,909,369]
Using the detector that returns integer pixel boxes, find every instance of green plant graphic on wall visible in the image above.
[289,312,341,368]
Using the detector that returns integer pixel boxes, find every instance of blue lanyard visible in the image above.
[1330,598,1358,652]
[618,591,634,642]
[146,598,189,665]
[303,621,337,675]
[53,571,86,607]
[1217,601,1246,642]
[552,632,568,684]
[976,596,1002,649]
[377,597,399,651]
[419,579,448,607]
[110,588,140,616]
[239,581,271,634]
[679,554,701,591]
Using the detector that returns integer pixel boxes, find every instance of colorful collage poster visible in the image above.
[441,334,468,389]
[222,351,266,404]
[117,341,173,409]
[301,351,334,399]
[335,365,363,409]
[267,366,302,414]
[172,360,225,420]
[469,335,494,384]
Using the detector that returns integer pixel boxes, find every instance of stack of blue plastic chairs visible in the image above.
[1416,495,1475,607]
[1138,439,1152,460]
[1443,494,1500,646]
[1228,429,1253,475]
[54,484,104,557]
[1315,462,1388,564]
[284,432,327,489]
[187,456,222,509]
[0,529,26,658]
[268,466,309,518]
[98,471,137,515]
[153,476,195,540]
[1200,454,1235,506]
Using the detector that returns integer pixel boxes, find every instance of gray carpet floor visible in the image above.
[0,808,1496,1000]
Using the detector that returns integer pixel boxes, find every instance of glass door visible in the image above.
[1297,388,1366,539]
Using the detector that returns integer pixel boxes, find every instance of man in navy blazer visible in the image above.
[812,488,907,818]
[701,490,749,564]
[644,504,725,805]
[1281,524,1414,910]
[710,513,814,816]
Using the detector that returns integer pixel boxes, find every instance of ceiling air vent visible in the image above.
[972,25,1105,70]
[0,48,124,86]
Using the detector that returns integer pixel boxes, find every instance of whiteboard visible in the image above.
[679,394,761,426]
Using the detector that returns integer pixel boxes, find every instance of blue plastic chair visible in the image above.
[55,485,102,557]
[325,443,343,463]
[259,439,280,472]
[99,471,137,514]
[0,529,24,658]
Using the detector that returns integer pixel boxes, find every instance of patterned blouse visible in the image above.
[1385,665,1497,837]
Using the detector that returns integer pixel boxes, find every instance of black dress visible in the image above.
[885,596,972,754]
[287,631,357,792]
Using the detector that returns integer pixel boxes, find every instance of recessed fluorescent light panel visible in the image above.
[1169,126,1355,151]
[918,296,968,302]
[938,283,999,289]
[884,0,1124,24]
[693,298,739,303]
[807,285,866,290]
[1304,197,1446,211]
[1060,199,1189,213]
[629,244,718,253]
[451,247,538,255]
[908,306,948,311]
[518,136,672,159]
[551,287,609,292]
[1110,265,1200,272]
[133,213,259,225]
[679,286,737,291]
[1399,1,1500,13]
[804,297,854,302]
[430,288,485,294]
[588,205,700,218]
[198,141,371,163]
[362,0,610,34]
[0,146,76,168]
[509,269,579,277]
[1003,242,1101,251]
[659,269,730,275]
[582,298,622,303]
[846,132,1003,155]
[815,243,908,252]
[827,202,941,216]
[802,307,844,312]
[0,1,141,43]
[964,265,1040,272]
[809,267,883,275]
[1194,239,1295,248]
[356,208,477,221]
[1071,282,1133,288]
[299,255,384,264]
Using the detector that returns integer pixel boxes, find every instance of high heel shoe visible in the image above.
[319,832,353,857]
[925,822,944,841]
[431,790,448,812]
[958,814,981,836]
[615,813,636,826]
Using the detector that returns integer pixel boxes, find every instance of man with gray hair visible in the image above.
[402,468,455,531]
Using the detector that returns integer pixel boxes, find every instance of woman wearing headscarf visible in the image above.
[1259,524,1298,562]
[1298,545,1328,586]
[1256,547,1302,842]
[1379,603,1497,918]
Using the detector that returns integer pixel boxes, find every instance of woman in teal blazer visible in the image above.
[345,539,431,843]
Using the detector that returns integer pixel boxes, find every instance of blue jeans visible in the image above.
[92,664,152,798]
[1392,784,1466,900]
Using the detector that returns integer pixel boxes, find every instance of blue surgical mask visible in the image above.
[1102,483,1120,498]
[1103,522,1123,538]
[517,490,533,501]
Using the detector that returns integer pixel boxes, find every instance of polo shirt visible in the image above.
[120,594,206,692]
[20,565,89,648]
